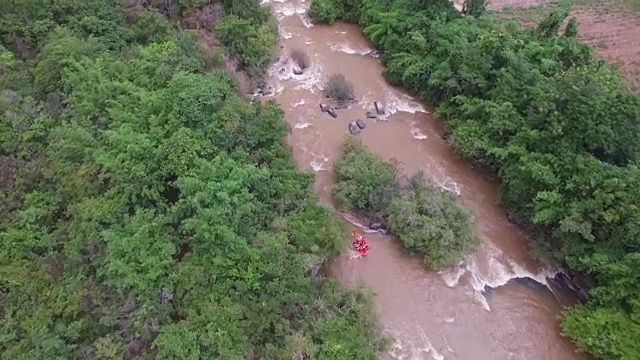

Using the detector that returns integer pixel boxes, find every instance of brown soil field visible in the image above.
[490,0,640,92]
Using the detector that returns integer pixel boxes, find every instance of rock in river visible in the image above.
[348,121,362,135]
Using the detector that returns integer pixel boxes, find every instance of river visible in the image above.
[260,0,587,359]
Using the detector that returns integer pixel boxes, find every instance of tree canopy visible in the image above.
[0,1,386,358]
[309,0,640,358]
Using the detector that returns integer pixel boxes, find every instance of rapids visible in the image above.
[261,1,588,358]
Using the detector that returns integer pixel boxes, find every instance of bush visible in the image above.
[332,138,396,216]
[332,139,479,269]
[215,15,277,81]
[388,173,479,269]
[323,73,354,102]
[290,48,310,69]
[308,0,344,23]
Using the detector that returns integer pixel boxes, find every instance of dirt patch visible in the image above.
[487,0,555,10]
[571,8,640,91]
[491,2,640,92]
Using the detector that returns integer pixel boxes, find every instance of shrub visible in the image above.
[323,73,354,102]
[290,48,310,69]
[307,0,343,23]
[388,173,479,269]
[332,138,396,216]
[332,139,479,270]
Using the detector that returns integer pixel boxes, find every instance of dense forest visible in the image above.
[0,1,387,358]
[309,0,640,359]
[332,139,478,269]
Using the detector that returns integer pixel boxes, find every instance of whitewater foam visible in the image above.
[309,155,329,172]
[294,121,310,129]
[268,54,324,93]
[439,244,561,311]
[431,163,462,197]
[329,41,374,56]
[278,26,293,39]
[272,1,307,19]
[410,123,428,140]
[387,325,447,360]
[299,14,314,28]
[291,99,306,108]
[384,87,428,116]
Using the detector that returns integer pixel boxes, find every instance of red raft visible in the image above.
[351,231,370,256]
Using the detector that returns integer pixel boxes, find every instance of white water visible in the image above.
[261,1,571,358]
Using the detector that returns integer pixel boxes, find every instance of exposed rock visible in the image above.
[292,66,304,75]
[369,222,387,231]
[279,67,286,74]
[365,110,378,119]
[348,121,361,135]
[335,102,349,110]
[364,50,382,58]
[551,272,591,303]
[319,103,327,112]
[326,107,337,118]
[356,119,366,129]
[374,101,386,115]
[260,86,274,96]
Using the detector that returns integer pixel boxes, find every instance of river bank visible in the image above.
[254,1,589,358]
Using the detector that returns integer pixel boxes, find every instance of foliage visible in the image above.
[310,0,640,358]
[463,0,488,17]
[290,48,311,69]
[215,14,277,82]
[308,0,345,23]
[332,138,397,216]
[0,2,387,359]
[388,173,478,269]
[332,139,479,269]
[323,73,355,102]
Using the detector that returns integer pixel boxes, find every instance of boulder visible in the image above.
[319,103,327,112]
[260,86,273,96]
[292,66,304,75]
[369,222,387,231]
[374,101,386,115]
[365,110,378,119]
[356,119,366,129]
[348,121,361,135]
[326,107,337,118]
[364,50,382,58]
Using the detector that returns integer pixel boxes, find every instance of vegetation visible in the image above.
[323,73,355,102]
[388,173,478,269]
[215,13,276,81]
[290,48,311,70]
[333,139,479,269]
[332,139,397,216]
[0,1,387,358]
[309,0,640,358]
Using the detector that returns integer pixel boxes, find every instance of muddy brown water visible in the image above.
[261,1,588,359]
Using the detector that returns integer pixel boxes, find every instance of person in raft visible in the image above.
[352,231,368,252]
